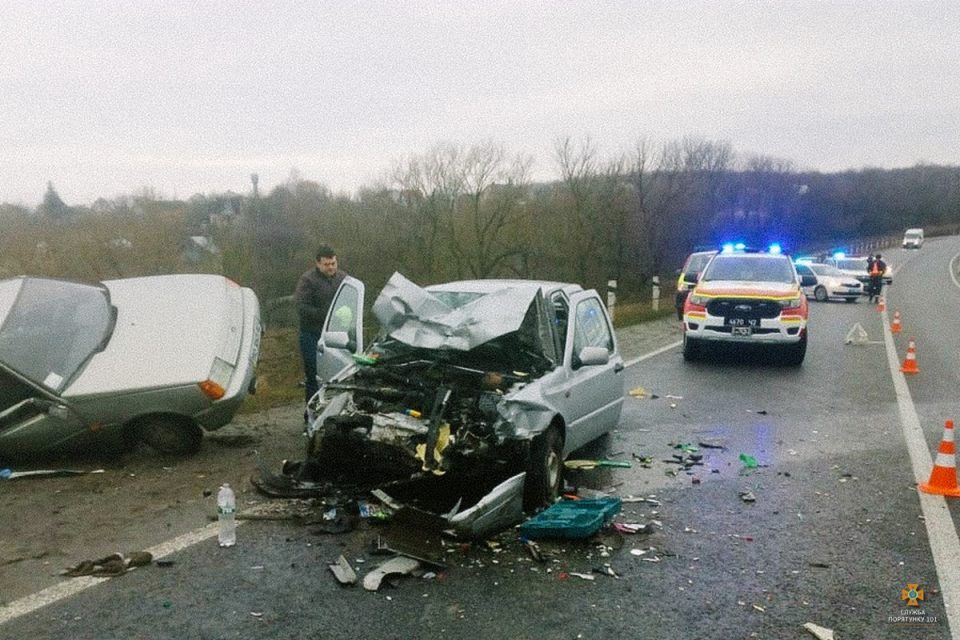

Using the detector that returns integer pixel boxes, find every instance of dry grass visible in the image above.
[239,327,304,413]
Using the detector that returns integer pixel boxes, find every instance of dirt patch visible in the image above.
[0,404,306,604]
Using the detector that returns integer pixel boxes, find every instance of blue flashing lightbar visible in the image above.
[768,243,782,255]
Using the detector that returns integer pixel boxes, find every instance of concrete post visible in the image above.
[606,279,617,320]
[651,276,661,312]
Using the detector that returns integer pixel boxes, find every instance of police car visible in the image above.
[794,261,862,302]
[824,253,892,290]
[682,244,808,365]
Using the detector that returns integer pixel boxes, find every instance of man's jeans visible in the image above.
[299,329,321,405]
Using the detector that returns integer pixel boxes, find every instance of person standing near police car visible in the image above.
[868,253,886,303]
[294,245,347,413]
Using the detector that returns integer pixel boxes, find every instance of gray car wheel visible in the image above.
[138,417,203,455]
[524,425,562,512]
[814,286,828,302]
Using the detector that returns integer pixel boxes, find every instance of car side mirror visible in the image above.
[573,346,610,369]
[683,271,701,284]
[322,331,351,350]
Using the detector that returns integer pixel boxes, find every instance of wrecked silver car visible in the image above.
[0,274,261,459]
[265,273,624,533]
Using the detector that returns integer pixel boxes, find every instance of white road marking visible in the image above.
[624,340,682,368]
[0,522,227,626]
[882,306,960,637]
[950,253,960,290]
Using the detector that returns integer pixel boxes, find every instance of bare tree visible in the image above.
[391,141,532,281]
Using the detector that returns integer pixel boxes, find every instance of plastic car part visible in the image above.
[524,424,562,512]
[137,416,203,455]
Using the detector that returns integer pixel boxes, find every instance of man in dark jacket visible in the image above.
[294,245,347,412]
[868,253,886,303]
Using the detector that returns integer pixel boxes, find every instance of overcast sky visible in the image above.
[2,1,958,207]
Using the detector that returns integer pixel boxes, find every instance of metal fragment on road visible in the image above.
[328,554,357,585]
[802,622,836,640]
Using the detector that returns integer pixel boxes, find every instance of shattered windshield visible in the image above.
[0,278,114,392]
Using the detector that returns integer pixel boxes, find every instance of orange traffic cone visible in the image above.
[890,310,902,334]
[877,295,886,312]
[900,337,920,374]
[919,420,960,497]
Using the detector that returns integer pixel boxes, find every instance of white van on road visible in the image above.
[903,228,924,249]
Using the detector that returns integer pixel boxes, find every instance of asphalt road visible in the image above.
[3,239,960,639]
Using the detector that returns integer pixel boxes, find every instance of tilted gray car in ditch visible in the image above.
[0,274,261,460]
[263,273,625,535]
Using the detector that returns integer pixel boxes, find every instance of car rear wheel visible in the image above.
[682,333,703,361]
[524,425,562,512]
[138,417,203,455]
[814,286,828,302]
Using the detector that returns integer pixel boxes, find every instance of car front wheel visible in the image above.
[814,286,828,302]
[780,333,807,366]
[137,416,203,455]
[683,333,702,361]
[524,425,562,512]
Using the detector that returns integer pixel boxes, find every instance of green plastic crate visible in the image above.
[519,497,622,539]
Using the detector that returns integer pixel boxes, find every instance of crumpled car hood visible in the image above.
[372,272,551,354]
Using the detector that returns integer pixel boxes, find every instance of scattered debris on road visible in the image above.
[328,555,358,585]
[62,551,153,578]
[363,556,421,591]
[803,622,836,640]
[1,467,104,480]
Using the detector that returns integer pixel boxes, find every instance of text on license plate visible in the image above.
[725,317,759,327]
[731,326,752,336]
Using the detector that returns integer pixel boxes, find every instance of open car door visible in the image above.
[559,291,625,451]
[315,276,364,385]
[0,364,86,458]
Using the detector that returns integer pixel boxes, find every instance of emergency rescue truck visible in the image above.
[681,245,808,365]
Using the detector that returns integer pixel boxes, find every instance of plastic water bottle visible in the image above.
[217,483,236,547]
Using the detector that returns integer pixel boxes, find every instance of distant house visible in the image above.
[184,235,221,265]
[208,195,242,228]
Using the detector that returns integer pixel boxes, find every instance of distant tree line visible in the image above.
[2,137,959,307]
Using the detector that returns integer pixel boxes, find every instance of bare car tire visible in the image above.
[138,417,203,455]
[814,286,828,302]
[524,425,562,512]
